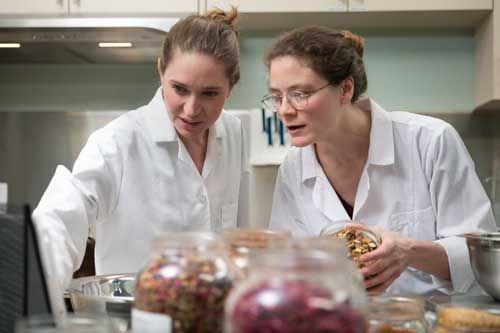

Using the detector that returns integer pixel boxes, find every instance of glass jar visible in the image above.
[434,305,500,333]
[221,228,291,275]
[133,232,241,333]
[16,314,113,333]
[291,237,366,302]
[225,248,368,333]
[321,222,382,268]
[366,294,429,333]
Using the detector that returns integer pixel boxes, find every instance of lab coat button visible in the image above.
[199,194,207,204]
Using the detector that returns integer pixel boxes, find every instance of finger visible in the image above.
[367,269,401,293]
[360,258,392,278]
[360,241,391,263]
[364,263,402,289]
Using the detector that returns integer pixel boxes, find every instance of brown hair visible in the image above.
[159,7,240,87]
[265,26,367,102]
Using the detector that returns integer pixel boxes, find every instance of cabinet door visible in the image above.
[0,0,68,15]
[69,0,198,15]
[348,0,492,12]
[207,0,348,12]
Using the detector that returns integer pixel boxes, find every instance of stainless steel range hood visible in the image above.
[0,18,178,64]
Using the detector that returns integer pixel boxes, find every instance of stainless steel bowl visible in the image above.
[67,273,135,332]
[464,233,500,301]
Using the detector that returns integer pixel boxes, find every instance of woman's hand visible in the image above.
[351,224,413,292]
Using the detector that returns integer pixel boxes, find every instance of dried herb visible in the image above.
[331,227,379,268]
[134,254,234,333]
[228,280,368,333]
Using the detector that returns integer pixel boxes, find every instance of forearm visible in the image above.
[407,238,451,281]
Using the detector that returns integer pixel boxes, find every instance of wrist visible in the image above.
[405,237,420,268]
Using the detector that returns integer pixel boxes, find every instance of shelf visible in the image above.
[235,10,490,32]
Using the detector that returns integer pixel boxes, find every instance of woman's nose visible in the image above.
[183,96,201,117]
[278,96,297,117]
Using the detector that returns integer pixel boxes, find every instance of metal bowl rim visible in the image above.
[67,273,136,304]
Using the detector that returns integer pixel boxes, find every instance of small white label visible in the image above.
[132,308,172,333]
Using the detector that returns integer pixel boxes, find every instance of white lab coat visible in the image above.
[33,88,250,290]
[270,98,497,295]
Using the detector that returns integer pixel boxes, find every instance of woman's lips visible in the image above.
[287,124,306,134]
[179,117,203,130]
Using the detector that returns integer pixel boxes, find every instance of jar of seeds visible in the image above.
[133,232,241,333]
[434,305,500,333]
[321,223,382,268]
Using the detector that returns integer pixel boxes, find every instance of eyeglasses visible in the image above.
[261,82,331,113]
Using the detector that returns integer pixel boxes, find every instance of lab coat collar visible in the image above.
[358,98,395,166]
[301,145,319,182]
[301,146,352,225]
[144,87,227,143]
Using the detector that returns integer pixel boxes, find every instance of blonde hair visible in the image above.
[265,26,367,102]
[159,7,240,87]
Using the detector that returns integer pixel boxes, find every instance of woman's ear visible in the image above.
[157,57,164,79]
[341,76,355,104]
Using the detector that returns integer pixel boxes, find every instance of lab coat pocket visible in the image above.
[221,203,238,229]
[389,206,435,240]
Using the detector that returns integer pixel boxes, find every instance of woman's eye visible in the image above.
[289,91,307,99]
[172,85,189,95]
[203,91,219,98]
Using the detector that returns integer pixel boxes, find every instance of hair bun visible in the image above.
[203,7,239,34]
[340,30,364,58]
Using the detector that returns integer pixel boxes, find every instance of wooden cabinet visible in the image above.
[206,0,347,12]
[475,0,500,111]
[70,0,198,15]
[0,0,198,16]
[0,0,68,16]
[206,0,491,13]
[204,0,492,31]
[348,0,492,12]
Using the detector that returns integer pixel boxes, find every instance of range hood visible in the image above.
[0,18,178,64]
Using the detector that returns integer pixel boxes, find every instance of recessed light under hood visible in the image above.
[0,17,178,64]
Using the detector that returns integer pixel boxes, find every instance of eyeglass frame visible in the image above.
[261,82,331,113]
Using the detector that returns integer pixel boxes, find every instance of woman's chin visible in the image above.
[290,136,313,148]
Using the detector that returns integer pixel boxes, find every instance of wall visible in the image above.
[226,28,476,112]
[1,28,498,226]
[0,28,476,112]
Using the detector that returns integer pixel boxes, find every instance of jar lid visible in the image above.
[367,294,425,321]
[152,231,224,253]
[221,228,291,249]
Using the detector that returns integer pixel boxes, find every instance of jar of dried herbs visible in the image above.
[225,248,368,333]
[132,232,241,333]
[221,228,291,275]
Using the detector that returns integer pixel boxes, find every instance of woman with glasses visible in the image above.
[266,26,496,295]
[33,8,249,291]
